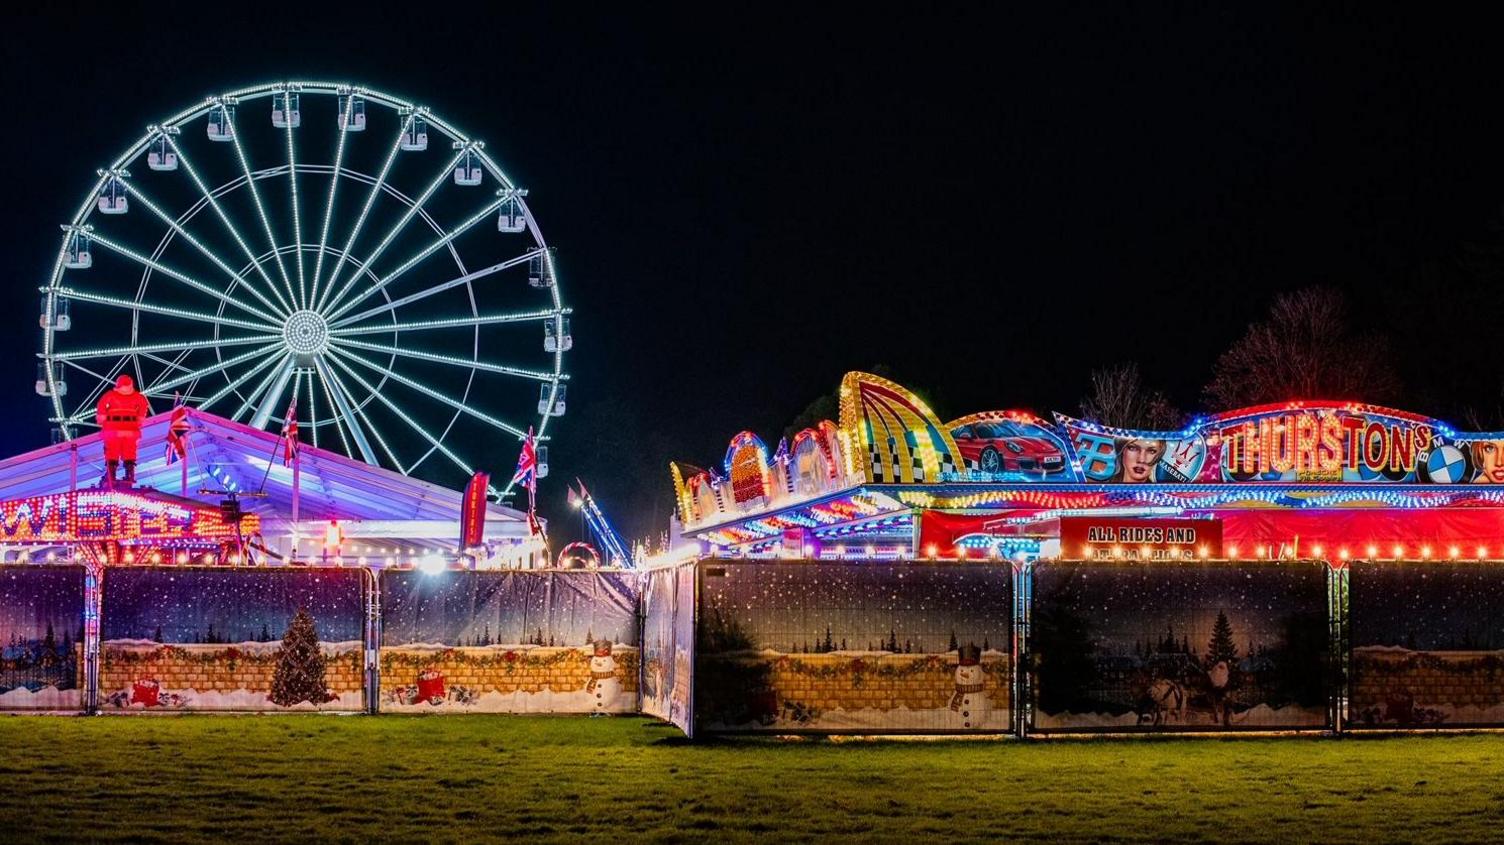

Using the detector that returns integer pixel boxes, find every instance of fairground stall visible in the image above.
[669,371,1504,561]
[0,409,641,715]
[644,372,1504,737]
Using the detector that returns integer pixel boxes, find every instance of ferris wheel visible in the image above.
[38,81,570,495]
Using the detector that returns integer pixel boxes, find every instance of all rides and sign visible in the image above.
[671,372,1504,560]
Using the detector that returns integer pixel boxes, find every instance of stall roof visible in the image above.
[0,409,526,531]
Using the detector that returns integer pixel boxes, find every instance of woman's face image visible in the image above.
[1119,439,1163,483]
[1474,440,1504,484]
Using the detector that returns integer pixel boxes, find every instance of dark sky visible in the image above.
[4,7,1504,540]
[702,564,1013,653]
[101,569,364,643]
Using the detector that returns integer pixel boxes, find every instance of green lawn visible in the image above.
[2,717,1502,843]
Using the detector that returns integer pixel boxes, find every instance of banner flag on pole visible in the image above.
[512,427,541,536]
[165,395,190,465]
[280,397,299,467]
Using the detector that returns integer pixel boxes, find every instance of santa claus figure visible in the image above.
[588,639,621,715]
[949,643,991,729]
[95,374,151,488]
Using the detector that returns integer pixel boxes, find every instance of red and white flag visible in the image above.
[280,397,299,466]
[511,427,538,491]
[164,398,190,465]
[512,427,540,535]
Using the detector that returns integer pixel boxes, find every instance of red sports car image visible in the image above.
[952,421,1066,474]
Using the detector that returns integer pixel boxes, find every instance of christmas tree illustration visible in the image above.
[1206,610,1238,667]
[270,608,330,706]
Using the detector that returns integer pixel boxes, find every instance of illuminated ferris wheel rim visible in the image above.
[39,80,570,495]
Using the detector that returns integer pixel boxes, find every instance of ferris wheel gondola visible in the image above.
[39,81,571,497]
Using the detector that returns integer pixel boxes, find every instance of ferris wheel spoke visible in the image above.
[283,105,307,308]
[328,337,561,382]
[309,96,356,309]
[249,358,298,429]
[46,286,278,333]
[138,351,197,378]
[47,334,281,362]
[59,358,116,388]
[114,177,291,320]
[309,365,341,454]
[324,193,506,322]
[324,355,409,470]
[231,355,294,424]
[86,231,283,326]
[315,115,414,312]
[314,358,382,466]
[325,352,473,475]
[146,342,284,398]
[329,346,529,439]
[165,135,295,315]
[191,350,286,415]
[331,307,568,337]
[223,107,299,310]
[321,144,474,316]
[329,249,543,328]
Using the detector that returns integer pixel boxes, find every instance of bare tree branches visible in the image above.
[1080,363,1182,429]
[1203,287,1401,410]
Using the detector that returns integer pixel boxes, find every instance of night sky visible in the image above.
[701,563,1012,653]
[102,569,364,644]
[5,9,1504,539]
[1033,560,1329,658]
[380,570,636,647]
[1350,561,1504,651]
[0,567,83,642]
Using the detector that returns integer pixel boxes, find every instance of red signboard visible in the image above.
[1060,516,1223,560]
[460,472,490,548]
[0,490,254,545]
[917,510,1040,559]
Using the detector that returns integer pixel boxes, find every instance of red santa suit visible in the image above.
[96,374,151,485]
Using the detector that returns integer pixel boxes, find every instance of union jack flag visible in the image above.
[513,427,541,536]
[281,397,299,466]
[511,427,538,490]
[165,399,190,465]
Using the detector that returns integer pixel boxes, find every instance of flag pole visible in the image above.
[292,441,301,563]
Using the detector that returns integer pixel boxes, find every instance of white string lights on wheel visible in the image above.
[38,81,569,497]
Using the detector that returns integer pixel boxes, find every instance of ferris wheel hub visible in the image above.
[283,309,330,362]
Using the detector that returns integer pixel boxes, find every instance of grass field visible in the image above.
[2,717,1502,843]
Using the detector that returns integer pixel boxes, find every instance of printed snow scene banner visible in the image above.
[0,566,85,711]
[641,562,695,735]
[379,570,638,714]
[1030,560,1330,732]
[695,561,1013,734]
[100,568,364,712]
[1057,403,1504,485]
[1348,561,1504,729]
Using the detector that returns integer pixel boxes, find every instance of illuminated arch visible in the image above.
[838,372,961,483]
[723,431,772,506]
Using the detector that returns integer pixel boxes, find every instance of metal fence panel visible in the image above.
[1029,559,1331,732]
[1348,560,1504,729]
[694,560,1013,734]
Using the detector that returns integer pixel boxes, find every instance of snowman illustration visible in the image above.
[588,639,621,715]
[949,643,990,729]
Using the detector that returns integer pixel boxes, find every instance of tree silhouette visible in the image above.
[269,608,329,706]
[1080,362,1181,429]
[1204,287,1400,409]
[1207,610,1238,667]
